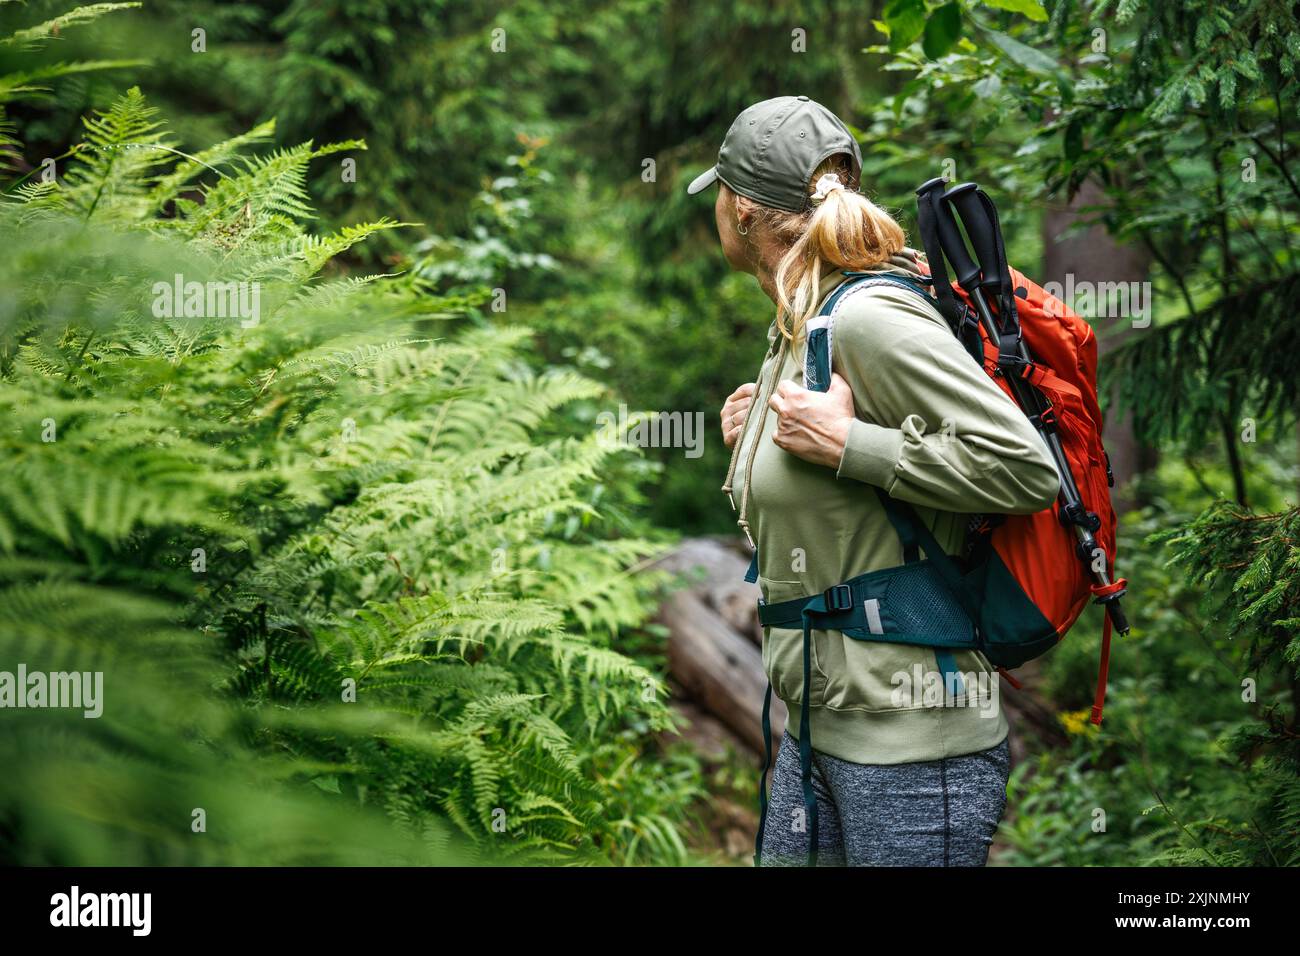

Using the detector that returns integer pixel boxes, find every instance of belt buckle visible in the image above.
[823,583,853,612]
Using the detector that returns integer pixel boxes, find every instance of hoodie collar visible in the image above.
[817,248,925,294]
[766,248,926,347]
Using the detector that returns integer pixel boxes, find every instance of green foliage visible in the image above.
[0,11,699,861]
[0,1,144,172]
[996,464,1300,867]
[18,0,892,535]
[7,0,1298,870]
[1162,498,1300,712]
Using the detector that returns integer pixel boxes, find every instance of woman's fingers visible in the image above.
[721,376,856,451]
[767,375,856,468]
[727,381,757,402]
[720,382,756,448]
[721,383,756,420]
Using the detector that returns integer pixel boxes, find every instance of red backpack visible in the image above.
[912,180,1129,724]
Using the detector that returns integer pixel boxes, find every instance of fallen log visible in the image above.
[659,587,784,756]
[652,536,761,645]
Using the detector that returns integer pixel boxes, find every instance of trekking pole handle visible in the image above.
[944,183,1003,293]
[917,178,981,290]
[1107,600,1130,636]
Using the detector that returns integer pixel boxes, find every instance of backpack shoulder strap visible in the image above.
[803,272,941,391]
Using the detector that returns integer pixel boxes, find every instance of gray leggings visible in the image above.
[759,731,1010,867]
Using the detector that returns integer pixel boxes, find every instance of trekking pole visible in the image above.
[917,180,1052,421]
[918,179,1129,637]
[939,183,1090,518]
[916,180,1084,531]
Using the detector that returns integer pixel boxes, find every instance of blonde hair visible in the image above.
[751,155,906,342]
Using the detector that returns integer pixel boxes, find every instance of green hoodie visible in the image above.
[725,250,1060,764]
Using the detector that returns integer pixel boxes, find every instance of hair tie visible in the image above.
[810,173,845,204]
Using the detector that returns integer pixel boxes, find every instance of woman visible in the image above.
[686,96,1060,866]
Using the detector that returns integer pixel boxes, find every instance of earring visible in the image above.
[737,220,749,236]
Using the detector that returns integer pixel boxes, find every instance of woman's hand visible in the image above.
[720,382,756,448]
[768,373,856,469]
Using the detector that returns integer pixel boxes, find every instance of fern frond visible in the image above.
[1,3,143,51]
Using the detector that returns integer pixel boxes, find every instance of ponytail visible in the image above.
[756,156,906,342]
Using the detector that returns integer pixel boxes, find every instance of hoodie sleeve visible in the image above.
[830,284,1060,515]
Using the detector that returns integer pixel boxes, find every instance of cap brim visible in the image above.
[686,166,719,195]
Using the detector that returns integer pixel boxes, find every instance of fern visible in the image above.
[0,82,684,865]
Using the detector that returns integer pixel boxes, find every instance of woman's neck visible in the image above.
[751,244,786,304]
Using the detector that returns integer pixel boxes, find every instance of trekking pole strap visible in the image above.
[914,182,968,332]
[1090,613,1114,726]
[945,184,1021,346]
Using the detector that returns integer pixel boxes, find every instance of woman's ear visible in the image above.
[715,185,753,274]
[734,193,756,233]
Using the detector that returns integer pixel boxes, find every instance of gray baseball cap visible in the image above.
[686,95,862,213]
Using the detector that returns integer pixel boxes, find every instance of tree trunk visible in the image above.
[1042,180,1158,514]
